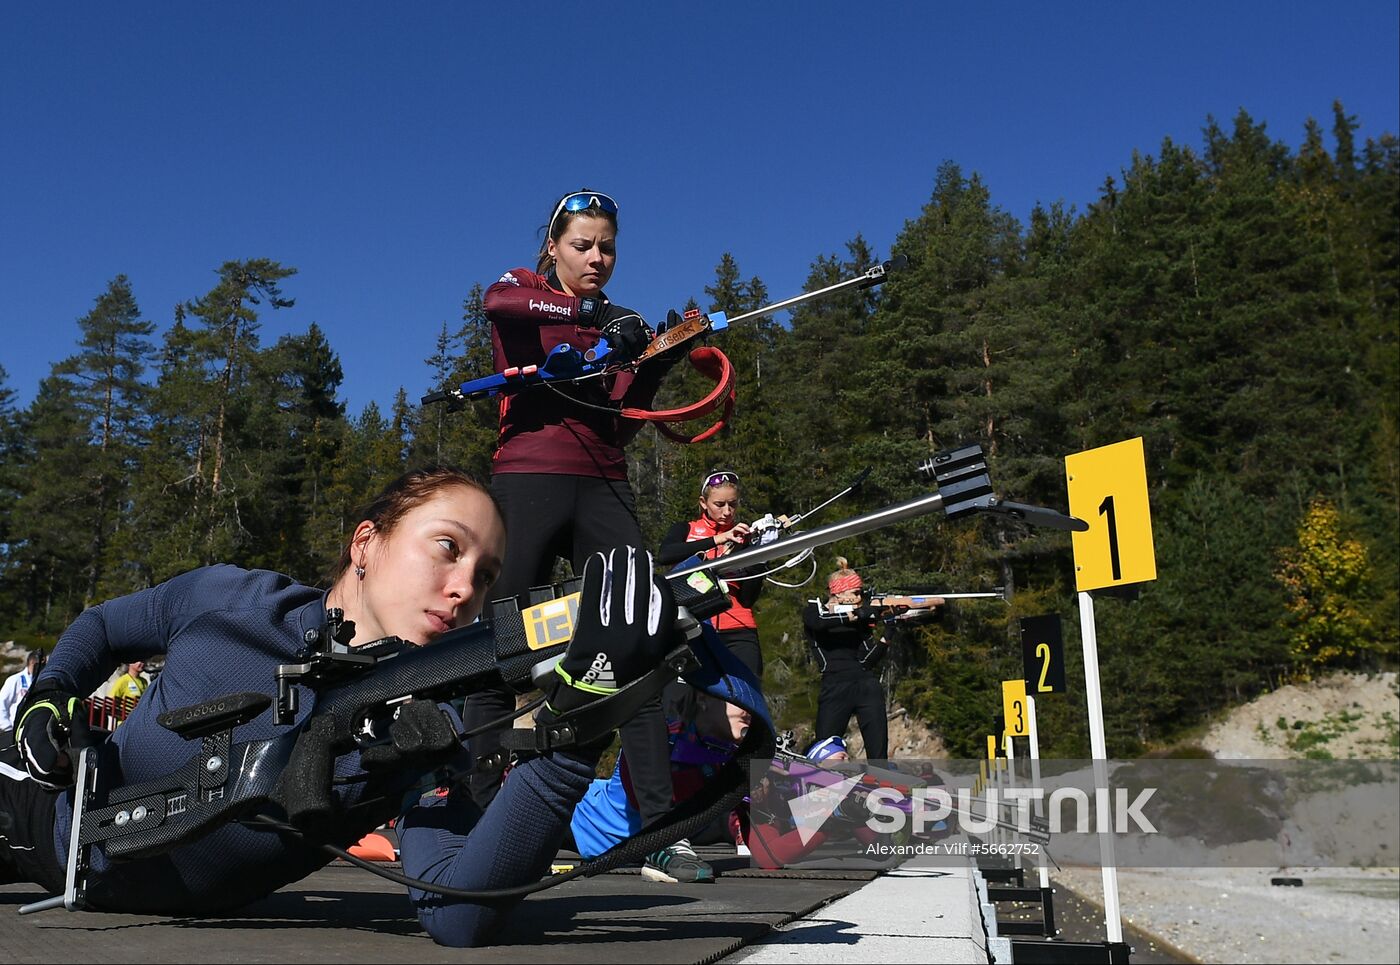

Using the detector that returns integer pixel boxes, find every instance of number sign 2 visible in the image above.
[1020,614,1067,695]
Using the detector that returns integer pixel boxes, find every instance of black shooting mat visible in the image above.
[1,850,877,964]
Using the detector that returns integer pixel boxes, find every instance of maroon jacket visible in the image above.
[485,267,666,479]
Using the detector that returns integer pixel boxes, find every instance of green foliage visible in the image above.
[0,365,23,577]
[1090,474,1294,747]
[7,375,92,629]
[411,285,498,477]
[1277,499,1380,672]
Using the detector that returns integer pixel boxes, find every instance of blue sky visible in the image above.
[2,2,1396,418]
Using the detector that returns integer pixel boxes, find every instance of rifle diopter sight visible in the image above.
[917,446,1088,533]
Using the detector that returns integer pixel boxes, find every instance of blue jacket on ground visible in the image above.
[26,564,591,946]
[570,717,734,858]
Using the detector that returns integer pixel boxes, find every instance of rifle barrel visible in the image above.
[883,591,1006,601]
[670,491,946,581]
[725,264,888,327]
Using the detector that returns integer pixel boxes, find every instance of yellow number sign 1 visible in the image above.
[1066,437,1157,592]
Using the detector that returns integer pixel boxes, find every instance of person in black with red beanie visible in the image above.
[803,557,893,760]
[461,189,695,881]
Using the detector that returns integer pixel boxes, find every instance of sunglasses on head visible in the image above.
[547,191,619,237]
[703,471,739,491]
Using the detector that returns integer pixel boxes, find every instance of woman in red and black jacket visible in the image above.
[657,470,767,677]
[485,194,669,481]
[462,190,679,853]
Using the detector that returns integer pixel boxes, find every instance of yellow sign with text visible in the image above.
[1002,679,1029,737]
[1066,437,1157,592]
[522,593,581,651]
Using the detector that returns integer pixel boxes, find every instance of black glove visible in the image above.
[832,783,874,824]
[359,699,459,771]
[859,636,890,669]
[538,546,677,754]
[853,605,882,625]
[654,309,693,366]
[16,685,84,790]
[596,304,652,361]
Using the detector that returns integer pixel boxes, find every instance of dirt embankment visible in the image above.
[843,704,948,759]
[1201,671,1398,760]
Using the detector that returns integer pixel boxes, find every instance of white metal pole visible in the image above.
[1078,590,1123,944]
[1005,732,1022,871]
[988,743,999,849]
[991,739,1002,845]
[1027,695,1050,890]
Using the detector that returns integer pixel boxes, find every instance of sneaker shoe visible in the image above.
[642,839,714,883]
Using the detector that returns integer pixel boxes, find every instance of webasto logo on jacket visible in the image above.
[529,299,572,317]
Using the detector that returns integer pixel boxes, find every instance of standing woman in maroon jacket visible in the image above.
[461,189,690,877]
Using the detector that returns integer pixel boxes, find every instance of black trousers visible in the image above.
[717,628,762,678]
[462,473,674,826]
[814,668,888,760]
[0,737,65,891]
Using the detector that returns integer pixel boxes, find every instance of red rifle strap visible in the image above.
[620,346,736,445]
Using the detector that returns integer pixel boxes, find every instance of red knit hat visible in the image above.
[827,557,862,594]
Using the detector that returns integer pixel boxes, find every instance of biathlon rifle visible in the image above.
[22,442,1081,915]
[421,259,905,409]
[823,586,1010,619]
[868,588,1008,606]
[731,467,873,561]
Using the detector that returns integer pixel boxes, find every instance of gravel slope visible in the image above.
[1054,671,1399,964]
[1052,865,1399,965]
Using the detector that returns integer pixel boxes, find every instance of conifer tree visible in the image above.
[253,322,347,578]
[412,284,497,475]
[132,261,297,574]
[0,365,19,566]
[55,275,154,602]
[9,376,91,630]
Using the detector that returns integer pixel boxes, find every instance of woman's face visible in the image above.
[695,695,753,742]
[352,485,506,645]
[548,214,616,297]
[700,484,740,529]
